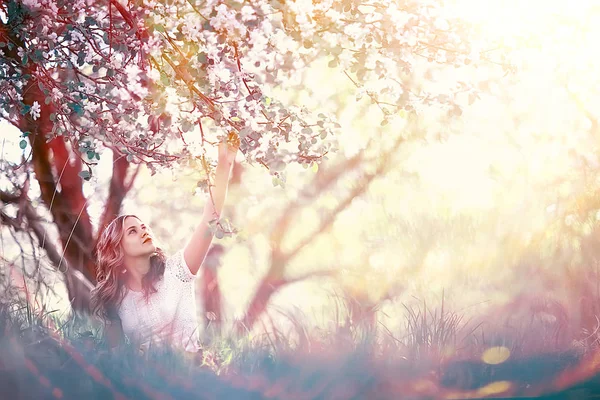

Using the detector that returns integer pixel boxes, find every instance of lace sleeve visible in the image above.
[165,249,197,283]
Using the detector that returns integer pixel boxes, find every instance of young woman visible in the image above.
[90,138,238,353]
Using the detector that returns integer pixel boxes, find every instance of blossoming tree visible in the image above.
[0,0,506,313]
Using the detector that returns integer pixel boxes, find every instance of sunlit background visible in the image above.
[2,0,600,364]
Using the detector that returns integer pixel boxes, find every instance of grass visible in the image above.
[3,289,600,400]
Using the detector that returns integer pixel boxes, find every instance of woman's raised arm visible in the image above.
[183,137,238,275]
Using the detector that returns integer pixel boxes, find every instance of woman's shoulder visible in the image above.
[164,249,197,283]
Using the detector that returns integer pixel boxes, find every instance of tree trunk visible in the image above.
[18,78,131,311]
[236,276,284,335]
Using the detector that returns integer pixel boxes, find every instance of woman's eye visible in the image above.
[129,230,136,234]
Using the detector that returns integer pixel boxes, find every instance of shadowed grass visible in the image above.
[1,292,599,399]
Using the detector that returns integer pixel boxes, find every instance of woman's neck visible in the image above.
[124,256,151,292]
[125,276,143,292]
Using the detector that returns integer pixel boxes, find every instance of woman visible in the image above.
[90,137,238,354]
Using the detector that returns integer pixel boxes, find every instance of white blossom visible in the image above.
[22,0,41,9]
[129,81,148,99]
[51,88,63,101]
[147,67,161,83]
[109,55,123,70]
[84,101,99,114]
[83,83,95,95]
[434,18,450,31]
[0,0,496,170]
[125,64,142,83]
[241,6,256,22]
[70,30,85,43]
[47,1,59,16]
[210,4,237,32]
[30,101,41,121]
[182,14,203,42]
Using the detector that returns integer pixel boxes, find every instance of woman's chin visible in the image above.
[143,245,156,255]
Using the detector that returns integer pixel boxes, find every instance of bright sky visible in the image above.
[0,121,21,163]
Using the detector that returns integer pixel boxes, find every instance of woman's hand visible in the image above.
[218,131,240,163]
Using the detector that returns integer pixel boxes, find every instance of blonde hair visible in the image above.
[90,214,166,323]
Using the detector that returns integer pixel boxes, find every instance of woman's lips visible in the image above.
[143,238,153,244]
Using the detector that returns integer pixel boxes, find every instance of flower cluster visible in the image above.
[0,0,505,177]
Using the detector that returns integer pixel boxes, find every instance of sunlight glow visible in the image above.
[482,346,511,365]
[418,0,600,213]
[450,0,599,44]
[0,121,21,156]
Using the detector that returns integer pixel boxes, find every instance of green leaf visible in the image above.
[87,151,95,159]
[78,170,91,180]
[154,24,165,32]
[21,55,28,66]
[68,102,84,116]
[19,140,27,149]
[45,96,52,105]
[181,120,193,132]
[77,51,85,66]
[7,1,17,19]
[160,71,169,86]
[95,152,100,160]
[22,131,30,137]
[224,351,233,365]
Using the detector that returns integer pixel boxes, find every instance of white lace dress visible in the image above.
[117,249,202,353]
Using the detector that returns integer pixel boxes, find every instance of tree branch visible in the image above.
[96,150,131,238]
[235,268,337,335]
[284,135,405,264]
[240,128,411,333]
[269,150,366,267]
[47,137,93,246]
[0,196,94,293]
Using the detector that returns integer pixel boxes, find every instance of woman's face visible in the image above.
[120,216,156,258]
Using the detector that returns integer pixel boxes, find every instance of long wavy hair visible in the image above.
[90,214,166,324]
